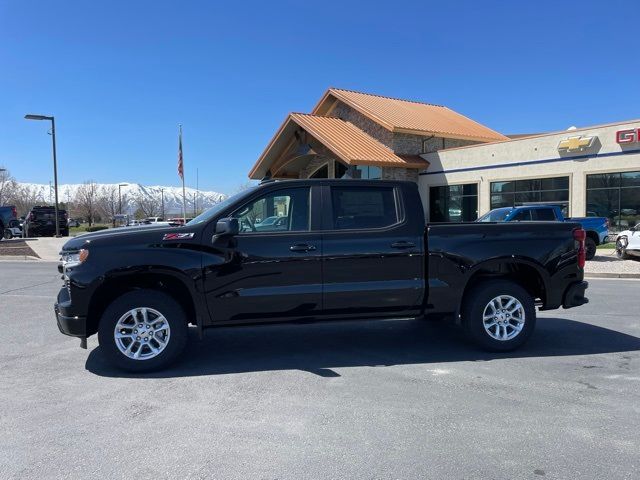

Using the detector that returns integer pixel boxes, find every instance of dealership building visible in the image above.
[250,88,640,232]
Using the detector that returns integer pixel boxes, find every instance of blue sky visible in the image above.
[1,0,637,194]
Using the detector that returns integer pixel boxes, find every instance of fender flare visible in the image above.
[93,265,208,338]
[453,256,550,323]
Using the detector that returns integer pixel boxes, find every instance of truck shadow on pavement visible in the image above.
[86,316,640,378]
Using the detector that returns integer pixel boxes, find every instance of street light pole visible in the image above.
[25,114,60,237]
[160,188,165,220]
[118,183,128,215]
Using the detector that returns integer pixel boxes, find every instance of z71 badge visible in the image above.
[163,232,195,241]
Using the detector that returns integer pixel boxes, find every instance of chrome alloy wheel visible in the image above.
[114,307,171,360]
[482,295,525,341]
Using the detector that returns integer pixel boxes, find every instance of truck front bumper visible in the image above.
[562,281,589,309]
[54,286,87,338]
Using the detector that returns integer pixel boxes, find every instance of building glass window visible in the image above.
[342,165,382,180]
[490,176,569,211]
[586,171,640,231]
[429,184,478,222]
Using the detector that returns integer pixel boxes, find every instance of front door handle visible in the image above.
[290,243,316,252]
[391,241,416,249]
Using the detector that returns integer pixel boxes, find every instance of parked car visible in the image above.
[615,225,640,259]
[477,204,608,260]
[67,218,81,228]
[0,205,17,236]
[23,206,69,237]
[167,217,194,225]
[126,219,152,227]
[55,179,589,371]
[3,219,22,239]
[254,215,288,231]
[146,217,164,223]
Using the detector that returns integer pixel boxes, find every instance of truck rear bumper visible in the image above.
[563,281,589,309]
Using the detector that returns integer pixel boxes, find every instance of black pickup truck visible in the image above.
[55,180,589,371]
[24,205,69,237]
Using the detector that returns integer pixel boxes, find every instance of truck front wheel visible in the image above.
[462,280,536,351]
[97,289,189,372]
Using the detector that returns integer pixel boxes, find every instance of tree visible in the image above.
[0,167,17,206]
[75,181,99,226]
[9,183,44,216]
[98,186,120,226]
[135,194,161,218]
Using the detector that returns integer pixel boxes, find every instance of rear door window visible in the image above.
[532,208,557,220]
[330,186,398,230]
[511,209,532,221]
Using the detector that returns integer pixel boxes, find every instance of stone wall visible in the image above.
[298,157,331,179]
[382,167,419,182]
[330,101,394,148]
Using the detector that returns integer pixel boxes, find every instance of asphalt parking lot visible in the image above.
[0,261,639,480]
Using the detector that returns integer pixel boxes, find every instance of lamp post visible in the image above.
[118,183,128,215]
[25,114,60,237]
[159,188,165,220]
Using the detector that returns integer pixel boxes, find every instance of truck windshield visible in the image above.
[186,187,257,226]
[477,207,513,222]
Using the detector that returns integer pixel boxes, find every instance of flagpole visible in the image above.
[179,124,187,224]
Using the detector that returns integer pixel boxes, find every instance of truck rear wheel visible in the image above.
[97,289,189,372]
[462,280,536,351]
[585,237,597,261]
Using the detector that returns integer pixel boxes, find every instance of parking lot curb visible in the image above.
[584,272,640,279]
[0,255,41,261]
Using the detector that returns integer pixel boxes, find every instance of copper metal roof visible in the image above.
[291,114,427,168]
[314,88,509,142]
[249,113,429,179]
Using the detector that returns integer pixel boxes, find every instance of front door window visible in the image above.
[232,188,310,233]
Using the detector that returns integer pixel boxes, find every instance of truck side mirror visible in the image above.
[214,218,239,238]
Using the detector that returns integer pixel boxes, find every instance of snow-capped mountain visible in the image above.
[17,182,227,215]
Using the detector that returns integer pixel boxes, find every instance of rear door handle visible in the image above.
[290,243,316,252]
[391,241,416,249]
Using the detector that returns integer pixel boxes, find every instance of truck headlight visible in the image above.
[62,249,89,268]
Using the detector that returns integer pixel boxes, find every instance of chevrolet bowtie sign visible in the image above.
[557,135,595,152]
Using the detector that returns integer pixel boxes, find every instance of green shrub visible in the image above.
[85,225,109,232]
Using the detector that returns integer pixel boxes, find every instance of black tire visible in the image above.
[585,237,597,261]
[61,229,69,237]
[97,289,189,372]
[3,229,12,240]
[462,280,536,352]
[616,238,629,260]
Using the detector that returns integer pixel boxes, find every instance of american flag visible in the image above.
[177,125,184,179]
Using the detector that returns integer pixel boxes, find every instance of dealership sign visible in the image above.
[616,128,640,144]
[558,135,596,153]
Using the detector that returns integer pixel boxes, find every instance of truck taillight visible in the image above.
[12,206,17,218]
[29,212,35,221]
[573,228,586,268]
